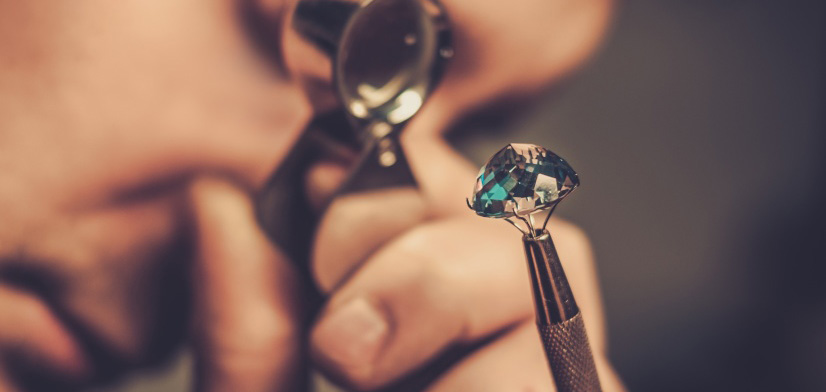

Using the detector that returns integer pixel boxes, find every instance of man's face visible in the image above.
[0,0,612,388]
[0,0,310,383]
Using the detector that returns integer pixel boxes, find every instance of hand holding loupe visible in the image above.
[257,0,452,266]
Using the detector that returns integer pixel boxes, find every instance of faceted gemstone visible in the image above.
[470,143,579,218]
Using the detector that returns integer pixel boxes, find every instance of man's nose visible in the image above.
[178,79,312,190]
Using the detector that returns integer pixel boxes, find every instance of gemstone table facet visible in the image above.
[470,143,579,218]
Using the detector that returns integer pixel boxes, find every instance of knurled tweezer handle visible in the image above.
[523,230,602,392]
[538,314,600,392]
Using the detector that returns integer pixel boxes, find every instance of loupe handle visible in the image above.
[256,115,416,268]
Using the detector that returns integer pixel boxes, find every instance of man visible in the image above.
[0,0,623,390]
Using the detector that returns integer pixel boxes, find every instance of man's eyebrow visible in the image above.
[239,0,288,78]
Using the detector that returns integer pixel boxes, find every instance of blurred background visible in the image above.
[103,0,826,391]
[458,1,826,391]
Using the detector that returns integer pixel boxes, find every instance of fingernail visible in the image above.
[313,298,389,367]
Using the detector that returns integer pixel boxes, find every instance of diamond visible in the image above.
[470,143,579,218]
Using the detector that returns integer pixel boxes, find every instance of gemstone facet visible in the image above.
[470,143,579,218]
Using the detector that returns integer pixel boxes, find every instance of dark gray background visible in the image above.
[459,1,826,391]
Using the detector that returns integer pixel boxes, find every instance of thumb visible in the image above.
[401,108,478,217]
[189,177,306,392]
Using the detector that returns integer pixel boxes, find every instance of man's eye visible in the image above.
[239,0,288,76]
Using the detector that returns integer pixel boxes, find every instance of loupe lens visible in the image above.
[337,0,436,125]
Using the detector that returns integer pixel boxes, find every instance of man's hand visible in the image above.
[308,135,625,391]
[305,0,619,387]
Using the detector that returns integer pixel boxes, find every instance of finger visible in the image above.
[189,177,305,392]
[312,136,475,292]
[312,187,427,292]
[304,159,349,212]
[401,134,478,216]
[428,322,553,392]
[310,218,606,390]
[311,218,529,390]
[0,285,92,389]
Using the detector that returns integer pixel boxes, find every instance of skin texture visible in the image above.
[0,0,621,391]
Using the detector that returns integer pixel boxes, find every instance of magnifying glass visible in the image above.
[257,0,452,268]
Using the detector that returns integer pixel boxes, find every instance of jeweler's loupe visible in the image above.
[257,0,452,266]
